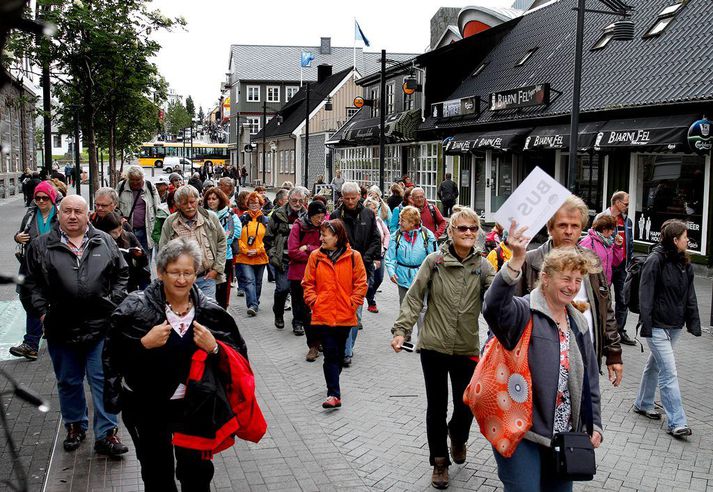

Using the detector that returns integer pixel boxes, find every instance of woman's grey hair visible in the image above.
[274,188,289,202]
[95,187,119,205]
[218,177,235,190]
[368,185,382,198]
[156,237,203,274]
[126,165,144,179]
[341,181,360,195]
[174,184,200,204]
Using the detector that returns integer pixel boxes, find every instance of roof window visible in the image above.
[591,23,616,50]
[471,62,489,77]
[515,47,538,67]
[644,2,684,38]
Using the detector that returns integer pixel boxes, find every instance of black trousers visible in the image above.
[290,280,317,347]
[420,349,477,466]
[122,396,214,492]
[215,259,234,309]
[318,326,351,398]
[441,200,456,218]
[611,263,628,332]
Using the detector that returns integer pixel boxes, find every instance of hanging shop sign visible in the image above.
[431,96,480,119]
[489,84,550,111]
[688,118,712,155]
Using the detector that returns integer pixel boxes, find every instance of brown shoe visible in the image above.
[450,440,466,464]
[306,346,319,362]
[431,457,449,489]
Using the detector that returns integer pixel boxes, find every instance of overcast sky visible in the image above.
[149,0,514,113]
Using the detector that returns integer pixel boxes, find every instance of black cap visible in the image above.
[308,200,327,218]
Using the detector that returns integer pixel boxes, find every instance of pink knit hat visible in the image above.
[34,181,58,204]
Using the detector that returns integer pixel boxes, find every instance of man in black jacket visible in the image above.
[437,173,459,217]
[329,181,381,366]
[23,195,130,456]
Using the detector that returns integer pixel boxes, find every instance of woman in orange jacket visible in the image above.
[235,192,269,316]
[302,219,367,409]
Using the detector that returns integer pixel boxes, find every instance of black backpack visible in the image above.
[622,255,647,314]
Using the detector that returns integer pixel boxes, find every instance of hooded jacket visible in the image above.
[638,244,701,337]
[515,240,622,368]
[23,224,129,345]
[287,216,322,281]
[330,203,381,266]
[103,281,247,414]
[392,241,495,356]
[594,208,634,265]
[384,226,437,289]
[483,266,603,447]
[302,246,367,327]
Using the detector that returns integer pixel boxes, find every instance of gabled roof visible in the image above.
[229,44,418,82]
[253,67,354,140]
[421,0,713,132]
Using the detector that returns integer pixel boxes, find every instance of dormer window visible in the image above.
[644,3,684,38]
[471,62,489,77]
[592,23,616,50]
[515,47,538,67]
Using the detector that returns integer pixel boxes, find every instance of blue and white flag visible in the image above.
[355,20,370,47]
[300,51,315,68]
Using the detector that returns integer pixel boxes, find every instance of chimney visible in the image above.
[320,37,331,55]
[317,64,332,83]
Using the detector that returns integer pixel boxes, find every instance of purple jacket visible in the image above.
[287,217,322,281]
[579,229,624,285]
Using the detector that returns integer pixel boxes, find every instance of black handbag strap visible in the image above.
[573,318,595,435]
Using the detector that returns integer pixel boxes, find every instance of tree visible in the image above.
[185,95,195,119]
[197,105,205,123]
[13,0,184,191]
[165,100,191,136]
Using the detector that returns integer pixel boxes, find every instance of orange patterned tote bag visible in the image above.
[463,318,533,457]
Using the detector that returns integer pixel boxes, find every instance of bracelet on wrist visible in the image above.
[507,263,521,275]
[211,344,219,355]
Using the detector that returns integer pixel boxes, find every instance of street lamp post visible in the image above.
[379,49,386,192]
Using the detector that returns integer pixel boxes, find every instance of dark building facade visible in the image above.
[0,74,36,198]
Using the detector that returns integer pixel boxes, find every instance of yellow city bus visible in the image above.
[138,142,229,169]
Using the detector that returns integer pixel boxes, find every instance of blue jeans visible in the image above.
[23,314,43,351]
[237,263,265,309]
[345,262,372,357]
[194,276,217,301]
[273,267,290,319]
[635,328,687,429]
[493,439,573,492]
[366,258,385,306]
[47,339,118,440]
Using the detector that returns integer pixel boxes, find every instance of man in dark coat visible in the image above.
[329,181,381,366]
[437,173,459,217]
[23,195,130,456]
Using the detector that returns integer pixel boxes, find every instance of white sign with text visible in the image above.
[493,166,571,241]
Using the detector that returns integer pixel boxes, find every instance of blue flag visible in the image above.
[300,51,315,68]
[355,20,370,47]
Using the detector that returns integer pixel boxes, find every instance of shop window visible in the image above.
[643,3,684,38]
[635,154,705,252]
[591,23,615,50]
[418,143,439,202]
[515,47,538,67]
[560,153,602,214]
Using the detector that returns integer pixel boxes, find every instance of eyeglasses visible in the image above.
[455,225,479,233]
[35,195,51,202]
[165,271,196,279]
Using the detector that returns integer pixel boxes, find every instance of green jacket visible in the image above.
[392,241,494,356]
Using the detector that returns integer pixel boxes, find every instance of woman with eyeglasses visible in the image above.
[302,219,367,409]
[10,181,59,361]
[390,207,494,489]
[103,238,247,491]
[235,191,269,316]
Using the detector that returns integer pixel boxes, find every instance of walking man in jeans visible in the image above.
[595,191,637,346]
[23,195,130,455]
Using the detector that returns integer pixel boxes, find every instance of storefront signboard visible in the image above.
[634,212,703,252]
[489,84,550,112]
[431,96,480,119]
[687,118,712,155]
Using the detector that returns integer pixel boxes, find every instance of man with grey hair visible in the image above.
[218,177,237,208]
[265,187,307,333]
[411,187,447,239]
[116,165,161,255]
[159,185,227,300]
[23,195,130,456]
[273,188,289,209]
[330,181,381,366]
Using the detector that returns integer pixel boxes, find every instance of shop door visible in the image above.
[486,154,514,222]
[472,154,487,219]
[459,155,472,208]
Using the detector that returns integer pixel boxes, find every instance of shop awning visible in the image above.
[523,121,605,151]
[443,127,531,154]
[328,110,421,146]
[594,114,695,151]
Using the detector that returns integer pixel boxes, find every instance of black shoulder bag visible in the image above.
[551,325,596,481]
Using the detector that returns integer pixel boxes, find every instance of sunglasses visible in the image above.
[35,195,51,202]
[322,221,337,234]
[455,225,479,233]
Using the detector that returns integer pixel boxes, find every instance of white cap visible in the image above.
[156,176,170,185]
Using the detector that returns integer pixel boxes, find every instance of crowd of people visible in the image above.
[7,164,703,490]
